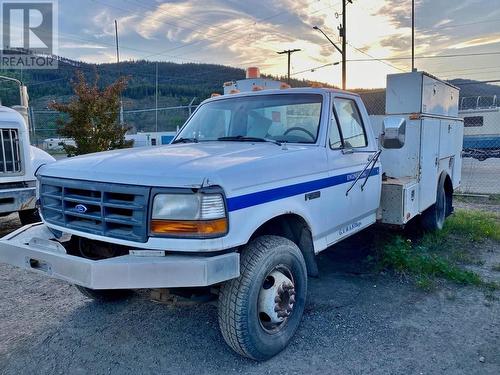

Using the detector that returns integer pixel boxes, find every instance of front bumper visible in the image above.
[0,224,240,289]
[0,187,36,214]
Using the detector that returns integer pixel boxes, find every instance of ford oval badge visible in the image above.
[75,204,88,214]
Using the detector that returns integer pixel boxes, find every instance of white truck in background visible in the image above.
[0,71,462,360]
[0,76,55,224]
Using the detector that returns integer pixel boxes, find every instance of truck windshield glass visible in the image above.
[176,94,323,144]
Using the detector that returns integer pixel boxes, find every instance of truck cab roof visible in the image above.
[206,87,360,104]
[0,106,26,128]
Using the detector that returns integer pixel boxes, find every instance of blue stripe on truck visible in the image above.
[227,167,380,212]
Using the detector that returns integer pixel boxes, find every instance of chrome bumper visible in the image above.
[0,224,240,289]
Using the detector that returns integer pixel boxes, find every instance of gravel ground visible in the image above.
[455,197,500,215]
[0,209,499,375]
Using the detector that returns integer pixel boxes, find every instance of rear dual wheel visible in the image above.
[218,235,307,361]
[421,175,451,231]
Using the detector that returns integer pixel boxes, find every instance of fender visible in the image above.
[30,146,56,176]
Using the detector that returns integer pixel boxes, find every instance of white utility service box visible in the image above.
[386,71,459,117]
[372,71,463,225]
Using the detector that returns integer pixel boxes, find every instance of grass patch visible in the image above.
[443,210,500,241]
[379,237,482,287]
[373,210,500,290]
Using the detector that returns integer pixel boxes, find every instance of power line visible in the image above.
[88,0,206,35]
[138,0,332,60]
[422,18,500,31]
[29,77,68,86]
[441,69,500,79]
[346,51,500,62]
[277,49,301,84]
[70,0,342,74]
[291,61,340,76]
[431,65,500,75]
[452,80,500,85]
[123,0,222,33]
[347,42,407,72]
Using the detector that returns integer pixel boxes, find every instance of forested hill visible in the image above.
[0,54,497,114]
[0,56,319,109]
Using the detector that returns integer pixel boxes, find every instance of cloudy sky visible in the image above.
[55,0,500,88]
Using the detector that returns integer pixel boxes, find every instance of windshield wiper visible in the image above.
[171,137,199,144]
[217,136,281,146]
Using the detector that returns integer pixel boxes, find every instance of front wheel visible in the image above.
[218,235,307,361]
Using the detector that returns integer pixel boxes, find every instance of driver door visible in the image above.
[323,95,380,245]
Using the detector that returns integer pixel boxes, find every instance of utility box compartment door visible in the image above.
[419,118,440,211]
[422,74,459,117]
[379,178,419,225]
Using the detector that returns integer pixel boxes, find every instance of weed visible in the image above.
[378,236,482,287]
[443,210,500,242]
[373,210,500,290]
[415,276,435,291]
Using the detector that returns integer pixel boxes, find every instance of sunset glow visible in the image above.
[57,0,500,88]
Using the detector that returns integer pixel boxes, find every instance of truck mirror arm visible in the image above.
[360,149,382,191]
[345,149,382,196]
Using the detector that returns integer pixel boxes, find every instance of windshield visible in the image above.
[176,94,323,144]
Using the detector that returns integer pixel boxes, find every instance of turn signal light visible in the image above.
[151,219,228,237]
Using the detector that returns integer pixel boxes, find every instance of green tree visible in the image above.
[49,71,133,156]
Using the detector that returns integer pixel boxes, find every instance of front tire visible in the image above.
[218,235,307,361]
[75,286,132,302]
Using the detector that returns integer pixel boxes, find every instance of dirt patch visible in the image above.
[455,195,500,215]
[0,214,20,237]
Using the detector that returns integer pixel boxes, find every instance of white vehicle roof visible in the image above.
[0,105,26,127]
[204,87,360,105]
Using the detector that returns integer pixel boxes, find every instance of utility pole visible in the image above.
[115,20,124,126]
[313,0,351,90]
[155,62,158,133]
[115,20,120,66]
[341,0,349,90]
[411,0,415,71]
[339,0,352,89]
[277,49,301,84]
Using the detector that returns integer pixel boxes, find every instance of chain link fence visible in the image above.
[454,81,500,195]
[357,81,500,196]
[29,105,195,148]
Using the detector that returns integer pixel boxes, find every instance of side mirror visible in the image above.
[381,117,406,149]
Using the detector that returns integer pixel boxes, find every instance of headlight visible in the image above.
[151,193,228,237]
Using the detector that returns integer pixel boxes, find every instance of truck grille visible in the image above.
[39,177,150,243]
[0,129,22,174]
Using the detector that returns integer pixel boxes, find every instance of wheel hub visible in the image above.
[258,269,296,328]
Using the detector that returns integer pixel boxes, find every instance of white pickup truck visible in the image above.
[0,71,462,360]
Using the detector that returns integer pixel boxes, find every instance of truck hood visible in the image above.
[38,142,323,189]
